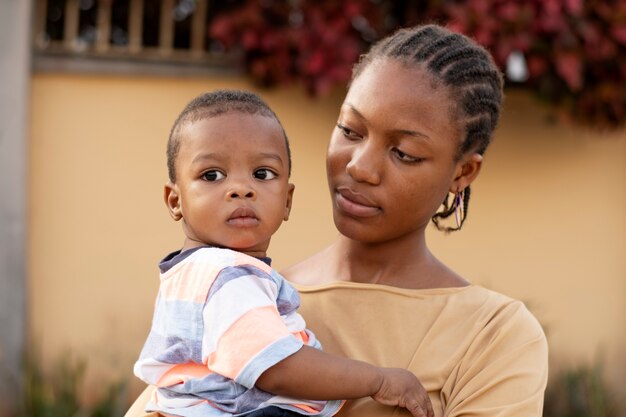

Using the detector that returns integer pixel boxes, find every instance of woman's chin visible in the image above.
[333,214,381,244]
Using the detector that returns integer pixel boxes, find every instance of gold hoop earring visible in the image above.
[454,189,465,229]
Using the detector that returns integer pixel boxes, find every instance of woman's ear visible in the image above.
[283,183,295,221]
[451,153,483,192]
[164,181,183,221]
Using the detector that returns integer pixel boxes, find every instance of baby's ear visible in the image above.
[283,183,295,221]
[164,181,183,221]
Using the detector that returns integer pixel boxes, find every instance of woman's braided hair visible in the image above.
[353,24,504,232]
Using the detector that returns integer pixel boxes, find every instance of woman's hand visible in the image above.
[371,368,434,417]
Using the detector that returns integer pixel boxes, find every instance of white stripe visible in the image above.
[282,310,306,332]
[202,274,278,358]
[134,357,171,384]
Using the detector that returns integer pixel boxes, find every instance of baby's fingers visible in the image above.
[405,400,427,417]
[424,397,434,417]
[406,393,434,417]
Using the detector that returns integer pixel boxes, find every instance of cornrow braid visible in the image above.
[353,24,503,232]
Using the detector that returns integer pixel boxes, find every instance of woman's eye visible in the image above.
[337,124,362,140]
[393,148,423,163]
[202,170,225,181]
[254,168,277,180]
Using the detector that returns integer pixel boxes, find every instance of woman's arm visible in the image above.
[123,386,156,417]
[442,302,548,417]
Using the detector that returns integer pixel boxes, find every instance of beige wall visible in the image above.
[28,73,625,398]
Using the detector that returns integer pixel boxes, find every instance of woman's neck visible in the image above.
[328,234,468,289]
[334,234,427,286]
[284,231,469,289]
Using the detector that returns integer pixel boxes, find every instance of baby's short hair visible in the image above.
[167,89,291,182]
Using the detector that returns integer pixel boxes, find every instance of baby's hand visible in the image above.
[371,368,434,417]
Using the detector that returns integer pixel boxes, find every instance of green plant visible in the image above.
[21,350,128,417]
[88,380,129,417]
[544,362,624,417]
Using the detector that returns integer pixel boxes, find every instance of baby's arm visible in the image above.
[256,345,433,417]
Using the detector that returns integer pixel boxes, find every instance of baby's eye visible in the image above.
[337,124,362,140]
[254,168,277,180]
[202,170,225,181]
[392,148,423,164]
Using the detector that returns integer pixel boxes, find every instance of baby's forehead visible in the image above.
[178,111,286,151]
[180,110,282,136]
[178,109,277,138]
[173,107,291,174]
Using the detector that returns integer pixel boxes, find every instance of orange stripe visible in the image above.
[292,404,321,413]
[292,330,310,344]
[206,305,290,379]
[160,262,222,303]
[161,254,273,303]
[233,252,273,273]
[156,363,213,387]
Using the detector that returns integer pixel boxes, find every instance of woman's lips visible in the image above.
[227,207,259,227]
[335,187,381,218]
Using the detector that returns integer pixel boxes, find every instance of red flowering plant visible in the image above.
[209,0,626,130]
[432,0,626,129]
[210,0,383,95]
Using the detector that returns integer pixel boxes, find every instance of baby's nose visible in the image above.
[226,184,256,200]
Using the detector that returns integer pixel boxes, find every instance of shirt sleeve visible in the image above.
[442,301,549,417]
[201,264,304,389]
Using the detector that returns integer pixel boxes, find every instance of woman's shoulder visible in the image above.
[281,246,335,286]
[461,285,547,344]
[281,257,323,286]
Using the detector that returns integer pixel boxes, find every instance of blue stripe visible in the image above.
[139,331,203,364]
[153,298,204,340]
[235,335,304,389]
[207,265,278,302]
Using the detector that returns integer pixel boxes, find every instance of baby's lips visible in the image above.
[229,206,257,220]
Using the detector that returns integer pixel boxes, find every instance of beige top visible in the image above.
[124,282,547,417]
[295,282,548,417]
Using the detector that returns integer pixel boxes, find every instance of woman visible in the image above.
[126,24,548,417]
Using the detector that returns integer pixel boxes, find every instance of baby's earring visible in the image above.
[454,189,465,229]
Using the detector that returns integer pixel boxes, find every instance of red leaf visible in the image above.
[527,56,548,78]
[210,17,234,45]
[611,26,626,45]
[242,30,259,49]
[306,50,326,75]
[497,3,519,22]
[555,53,583,91]
[564,0,583,16]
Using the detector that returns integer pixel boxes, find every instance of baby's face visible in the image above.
[168,112,294,256]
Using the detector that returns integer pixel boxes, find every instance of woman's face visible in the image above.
[327,58,466,243]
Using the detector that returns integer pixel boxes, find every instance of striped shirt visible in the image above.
[134,246,341,417]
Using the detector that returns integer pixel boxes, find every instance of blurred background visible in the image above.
[0,0,624,416]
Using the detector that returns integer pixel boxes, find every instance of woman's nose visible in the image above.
[346,141,382,185]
